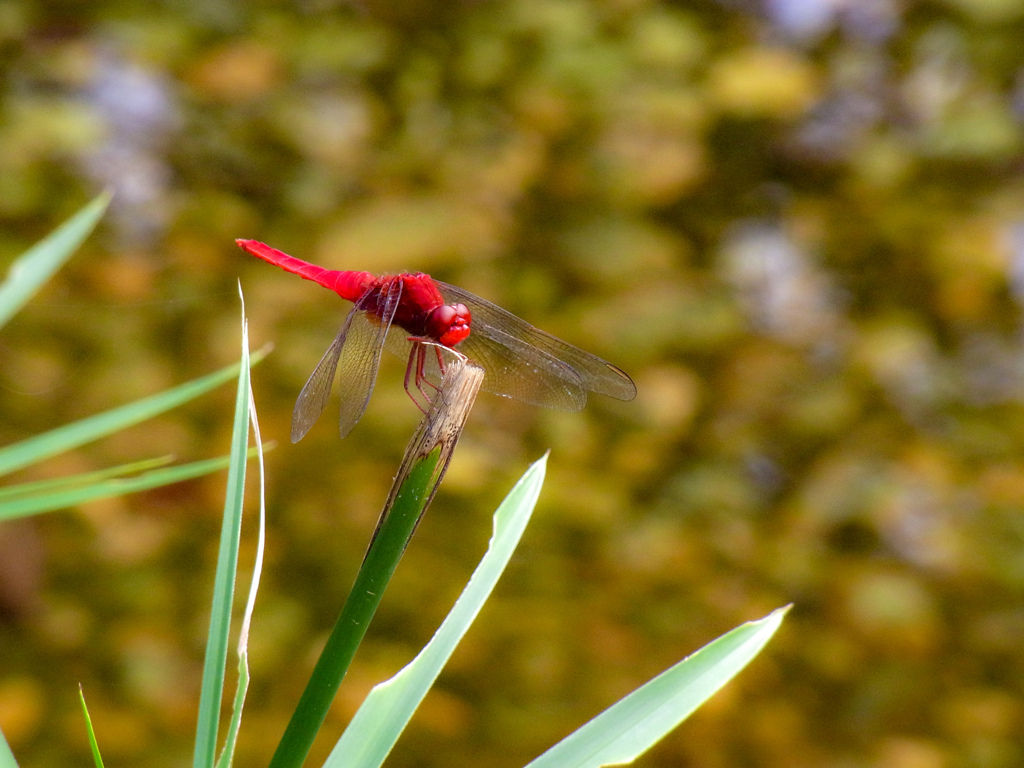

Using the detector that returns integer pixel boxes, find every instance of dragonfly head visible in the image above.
[427,303,472,347]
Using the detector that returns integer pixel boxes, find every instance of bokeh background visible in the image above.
[2,0,1024,765]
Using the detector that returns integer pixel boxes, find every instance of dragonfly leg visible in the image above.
[413,343,444,397]
[403,338,469,413]
[433,344,447,378]
[403,342,432,414]
[413,340,437,404]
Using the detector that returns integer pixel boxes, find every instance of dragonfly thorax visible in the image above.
[425,303,471,347]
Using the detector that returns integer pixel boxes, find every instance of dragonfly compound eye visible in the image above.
[429,303,472,346]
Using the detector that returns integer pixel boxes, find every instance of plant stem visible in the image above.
[269,350,482,768]
[268,448,440,768]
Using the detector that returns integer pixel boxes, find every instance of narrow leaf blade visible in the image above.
[0,351,265,478]
[78,686,106,768]
[215,331,268,768]
[193,303,253,768]
[527,606,789,768]
[0,191,111,330]
[0,456,173,502]
[0,452,259,522]
[324,455,548,768]
[0,727,17,768]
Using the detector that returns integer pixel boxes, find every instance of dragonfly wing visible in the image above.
[435,281,637,410]
[463,321,587,410]
[291,281,402,442]
[383,316,585,409]
[333,278,403,438]
[291,305,360,443]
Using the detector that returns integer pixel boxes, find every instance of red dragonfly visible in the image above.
[237,239,636,442]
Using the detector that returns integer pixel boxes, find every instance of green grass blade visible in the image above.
[193,299,253,768]
[0,456,173,502]
[215,366,268,768]
[0,726,17,768]
[78,685,106,768]
[0,350,266,478]
[0,191,110,331]
[0,453,255,522]
[216,659,250,768]
[324,454,548,768]
[526,606,789,768]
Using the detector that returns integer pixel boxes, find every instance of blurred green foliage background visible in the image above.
[2,0,1024,765]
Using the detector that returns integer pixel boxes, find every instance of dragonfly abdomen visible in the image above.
[236,239,373,302]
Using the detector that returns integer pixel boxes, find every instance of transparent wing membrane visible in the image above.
[291,306,359,443]
[290,280,403,441]
[435,281,636,410]
[291,275,634,441]
[333,280,402,438]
